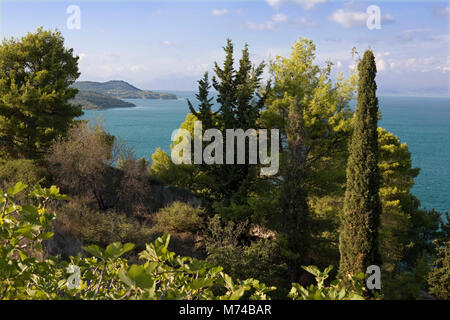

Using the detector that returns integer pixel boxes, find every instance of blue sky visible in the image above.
[1,0,449,95]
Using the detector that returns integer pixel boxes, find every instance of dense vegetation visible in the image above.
[71,90,136,110]
[339,50,382,284]
[72,80,177,100]
[0,28,82,159]
[0,28,448,300]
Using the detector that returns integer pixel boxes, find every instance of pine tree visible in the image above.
[339,50,382,282]
[188,72,215,130]
[0,28,82,159]
[188,39,266,209]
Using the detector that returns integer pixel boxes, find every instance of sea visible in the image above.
[81,93,450,214]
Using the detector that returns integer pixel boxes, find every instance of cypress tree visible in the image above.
[339,50,382,282]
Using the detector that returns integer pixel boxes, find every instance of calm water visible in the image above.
[81,93,450,214]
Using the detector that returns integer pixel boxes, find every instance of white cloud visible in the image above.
[396,29,448,43]
[381,56,449,74]
[376,59,386,71]
[329,9,395,28]
[433,6,450,17]
[247,20,277,31]
[406,58,417,66]
[78,53,86,61]
[247,12,313,31]
[267,0,325,10]
[372,53,387,72]
[294,0,326,10]
[293,16,315,26]
[212,9,228,16]
[272,13,288,23]
[330,9,366,28]
[383,13,395,24]
[266,0,284,9]
[161,40,174,47]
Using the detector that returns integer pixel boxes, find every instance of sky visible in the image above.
[0,0,449,96]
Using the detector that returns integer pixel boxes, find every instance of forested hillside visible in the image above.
[71,90,136,110]
[72,80,177,100]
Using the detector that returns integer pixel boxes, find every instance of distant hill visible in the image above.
[72,80,177,100]
[71,90,136,110]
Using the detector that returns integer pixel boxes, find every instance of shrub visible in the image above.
[0,181,370,300]
[54,199,156,250]
[0,183,276,300]
[427,214,450,299]
[289,265,368,300]
[428,239,450,299]
[154,201,203,233]
[0,159,47,190]
[202,215,288,298]
[46,121,124,211]
[205,239,288,298]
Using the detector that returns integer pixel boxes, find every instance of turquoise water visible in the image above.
[81,94,450,214]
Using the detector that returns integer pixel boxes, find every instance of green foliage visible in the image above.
[54,199,156,249]
[83,242,135,261]
[289,265,366,300]
[151,146,197,190]
[265,38,356,279]
[0,185,277,300]
[0,182,70,299]
[308,127,443,298]
[177,40,266,208]
[1,183,369,300]
[377,127,443,298]
[339,50,382,282]
[0,28,82,159]
[154,201,203,233]
[1,33,444,301]
[427,215,450,299]
[206,239,288,298]
[0,158,47,190]
[46,120,120,211]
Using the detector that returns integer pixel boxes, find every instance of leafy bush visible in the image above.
[54,199,156,249]
[427,214,450,299]
[0,159,46,190]
[205,239,288,298]
[427,240,450,299]
[0,183,275,300]
[0,182,370,300]
[154,201,203,233]
[202,215,288,297]
[289,266,367,300]
[46,121,122,211]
